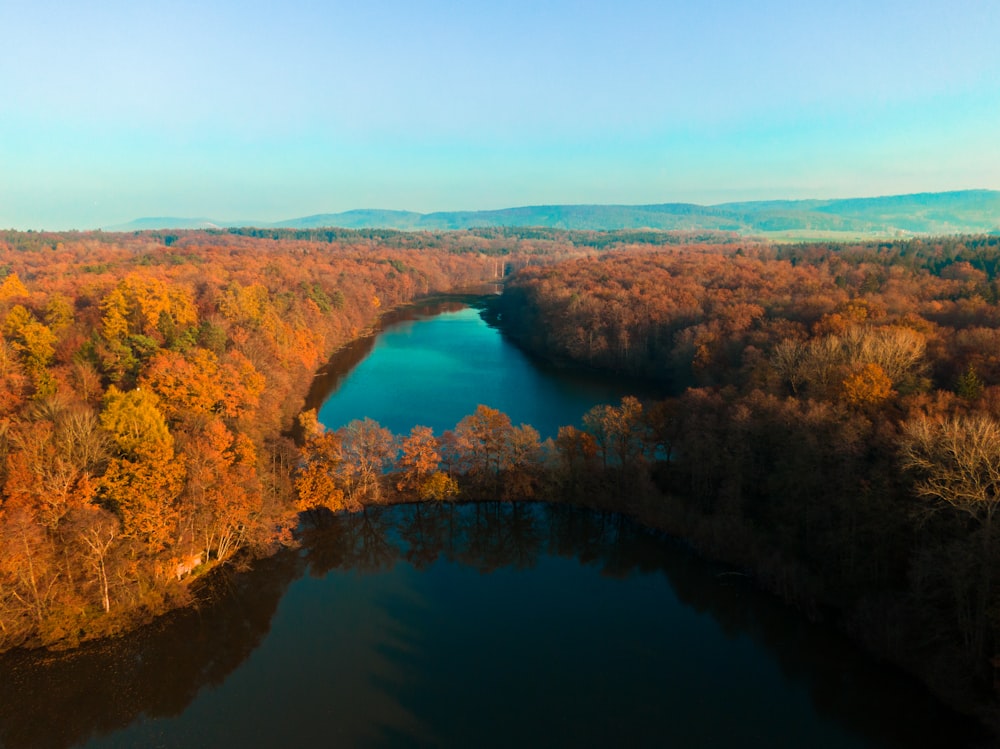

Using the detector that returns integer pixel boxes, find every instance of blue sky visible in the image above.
[1,0,998,229]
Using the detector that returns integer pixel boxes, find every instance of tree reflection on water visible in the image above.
[0,502,989,749]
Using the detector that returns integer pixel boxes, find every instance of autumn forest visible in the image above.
[3,227,1000,732]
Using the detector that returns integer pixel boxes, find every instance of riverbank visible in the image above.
[0,227,502,656]
[298,291,1000,740]
[4,273,996,744]
[8,499,988,749]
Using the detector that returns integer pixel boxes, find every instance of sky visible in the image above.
[1,0,998,230]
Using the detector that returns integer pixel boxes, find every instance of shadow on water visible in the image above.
[298,503,991,749]
[0,503,991,748]
[0,551,304,749]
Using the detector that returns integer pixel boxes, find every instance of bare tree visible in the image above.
[901,414,1000,529]
[901,413,1000,656]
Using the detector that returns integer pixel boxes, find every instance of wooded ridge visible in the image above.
[104,189,1000,238]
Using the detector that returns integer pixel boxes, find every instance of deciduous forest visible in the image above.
[0,228,495,648]
[4,228,1000,730]
[497,235,1000,723]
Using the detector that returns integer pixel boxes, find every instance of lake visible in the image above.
[309,299,641,438]
[0,299,986,748]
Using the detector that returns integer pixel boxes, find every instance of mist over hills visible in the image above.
[105,190,1000,238]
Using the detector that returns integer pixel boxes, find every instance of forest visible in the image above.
[0,228,495,648]
[4,227,1000,730]
[496,234,1000,723]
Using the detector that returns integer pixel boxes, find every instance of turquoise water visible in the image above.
[317,304,636,438]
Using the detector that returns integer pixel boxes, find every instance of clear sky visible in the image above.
[1,0,998,230]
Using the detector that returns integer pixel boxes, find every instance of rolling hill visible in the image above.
[107,189,1000,238]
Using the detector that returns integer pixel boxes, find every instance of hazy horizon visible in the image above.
[2,0,999,231]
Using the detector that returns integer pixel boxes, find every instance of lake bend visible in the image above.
[0,298,989,749]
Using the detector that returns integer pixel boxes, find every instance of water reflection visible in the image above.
[0,552,303,749]
[0,503,989,748]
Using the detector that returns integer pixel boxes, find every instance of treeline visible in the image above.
[0,230,496,650]
[498,237,1000,389]
[496,237,1000,721]
[220,226,742,252]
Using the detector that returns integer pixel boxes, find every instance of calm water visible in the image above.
[0,300,988,748]
[0,504,984,748]
[313,300,637,438]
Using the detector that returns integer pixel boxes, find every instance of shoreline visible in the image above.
[6,287,998,743]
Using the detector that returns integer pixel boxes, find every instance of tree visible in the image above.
[505,423,541,499]
[100,386,173,461]
[4,420,97,530]
[0,272,29,300]
[100,456,183,550]
[397,426,440,493]
[554,425,599,494]
[901,414,1000,529]
[99,387,181,547]
[43,293,74,332]
[956,364,984,401]
[72,508,119,613]
[454,405,515,497]
[583,396,646,471]
[841,363,893,406]
[294,410,349,513]
[181,419,262,563]
[338,418,396,503]
[0,340,29,415]
[582,396,648,496]
[3,305,57,398]
[418,472,459,500]
[0,504,57,628]
[770,339,807,395]
[901,414,1000,656]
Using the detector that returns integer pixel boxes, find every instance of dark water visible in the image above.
[0,299,990,748]
[0,504,986,748]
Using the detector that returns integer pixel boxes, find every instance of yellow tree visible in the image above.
[100,386,173,460]
[841,363,893,406]
[43,293,74,332]
[99,285,131,344]
[99,387,182,549]
[3,305,57,398]
[98,275,198,383]
[0,272,29,300]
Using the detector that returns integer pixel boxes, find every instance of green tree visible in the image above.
[100,386,174,461]
[956,364,984,401]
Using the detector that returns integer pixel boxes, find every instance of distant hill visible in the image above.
[109,190,1000,238]
[271,209,426,230]
[104,217,228,231]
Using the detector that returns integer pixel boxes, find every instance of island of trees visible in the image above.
[3,227,1000,732]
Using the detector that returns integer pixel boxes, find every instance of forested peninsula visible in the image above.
[4,228,1000,731]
